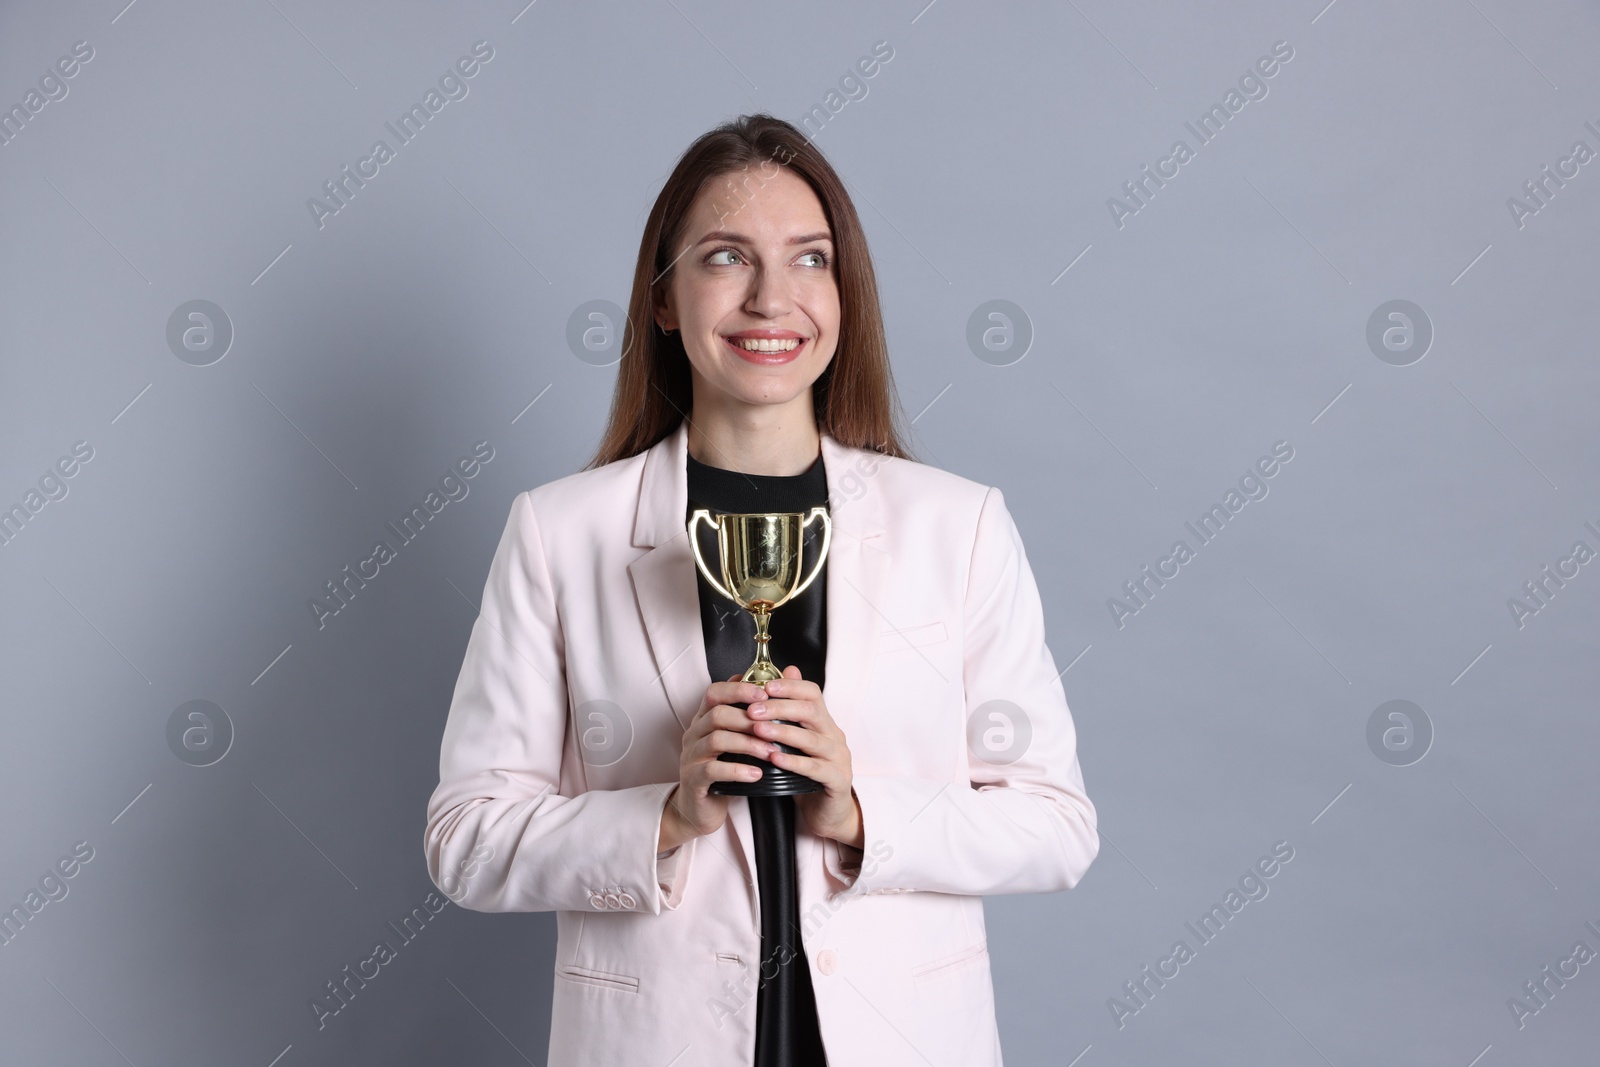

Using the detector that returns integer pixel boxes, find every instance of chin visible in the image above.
[735,382,813,407]
[691,350,830,408]
[721,367,811,401]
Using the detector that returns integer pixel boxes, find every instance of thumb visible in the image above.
[781,663,803,680]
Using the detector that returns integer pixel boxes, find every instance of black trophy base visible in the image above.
[708,739,824,796]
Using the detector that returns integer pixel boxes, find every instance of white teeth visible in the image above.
[728,337,802,353]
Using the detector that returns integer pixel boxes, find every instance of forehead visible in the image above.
[681,165,830,240]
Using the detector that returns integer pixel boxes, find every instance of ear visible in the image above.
[652,285,675,332]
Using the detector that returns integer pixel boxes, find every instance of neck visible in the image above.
[685,392,821,476]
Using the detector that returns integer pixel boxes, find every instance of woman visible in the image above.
[424,114,1099,1067]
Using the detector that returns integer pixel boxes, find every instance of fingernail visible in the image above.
[749,702,766,716]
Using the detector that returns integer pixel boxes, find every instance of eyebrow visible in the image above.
[692,230,834,248]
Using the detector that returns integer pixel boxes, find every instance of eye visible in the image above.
[706,247,745,266]
[798,250,831,268]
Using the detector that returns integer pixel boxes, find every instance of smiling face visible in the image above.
[654,166,840,419]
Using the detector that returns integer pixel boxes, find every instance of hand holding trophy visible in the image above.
[687,506,831,796]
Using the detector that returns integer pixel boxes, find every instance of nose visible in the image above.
[744,262,795,320]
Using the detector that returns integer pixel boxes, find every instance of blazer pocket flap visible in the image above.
[557,964,640,993]
[911,941,988,981]
[877,620,948,654]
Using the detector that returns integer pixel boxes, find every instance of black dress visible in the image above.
[686,448,830,1067]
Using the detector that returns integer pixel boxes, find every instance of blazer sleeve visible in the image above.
[423,490,694,915]
[824,485,1099,897]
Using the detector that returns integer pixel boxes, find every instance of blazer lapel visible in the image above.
[816,432,889,741]
[625,421,891,891]
[628,421,707,737]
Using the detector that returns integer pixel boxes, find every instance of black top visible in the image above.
[686,447,829,1067]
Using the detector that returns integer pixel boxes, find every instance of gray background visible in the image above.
[2,0,1596,1063]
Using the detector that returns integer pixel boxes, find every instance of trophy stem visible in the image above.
[741,607,782,685]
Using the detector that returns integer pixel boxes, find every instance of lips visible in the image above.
[722,333,807,366]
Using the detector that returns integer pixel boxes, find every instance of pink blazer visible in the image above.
[424,420,1098,1066]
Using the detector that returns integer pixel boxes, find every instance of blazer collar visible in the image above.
[630,419,884,548]
[625,418,890,894]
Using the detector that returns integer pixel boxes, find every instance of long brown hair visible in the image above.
[584,114,914,469]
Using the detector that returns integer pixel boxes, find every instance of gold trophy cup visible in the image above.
[688,506,831,796]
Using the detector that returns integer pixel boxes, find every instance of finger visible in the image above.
[762,676,822,703]
[750,718,834,757]
[688,751,774,794]
[749,696,830,732]
[751,696,818,721]
[696,728,781,763]
[684,704,754,749]
[695,758,766,788]
[698,680,768,717]
[710,680,766,705]
[768,747,843,787]
[706,703,759,735]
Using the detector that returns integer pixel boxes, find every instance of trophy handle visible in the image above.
[687,509,739,603]
[788,507,832,600]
